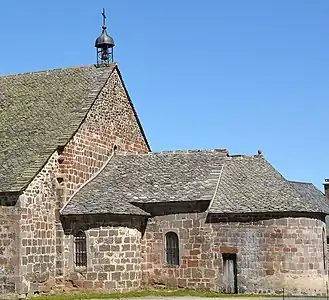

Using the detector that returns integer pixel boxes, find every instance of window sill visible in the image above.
[74,266,87,273]
[164,264,180,268]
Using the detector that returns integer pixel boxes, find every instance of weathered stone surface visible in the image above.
[142,209,328,295]
[61,214,145,293]
[18,152,59,294]
[0,194,20,294]
[1,62,328,299]
[58,68,149,204]
[0,65,149,297]
[54,67,149,291]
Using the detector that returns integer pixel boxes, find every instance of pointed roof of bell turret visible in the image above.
[95,8,115,48]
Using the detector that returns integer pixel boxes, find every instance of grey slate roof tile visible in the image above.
[289,181,328,211]
[62,151,329,216]
[208,155,329,214]
[61,150,228,215]
[290,181,329,233]
[0,64,116,192]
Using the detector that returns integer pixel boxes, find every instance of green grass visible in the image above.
[28,289,284,300]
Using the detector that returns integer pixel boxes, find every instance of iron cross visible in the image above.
[102,8,106,27]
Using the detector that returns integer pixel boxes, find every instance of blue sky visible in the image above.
[0,1,328,189]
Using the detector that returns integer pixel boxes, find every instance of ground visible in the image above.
[114,298,318,300]
[28,293,327,300]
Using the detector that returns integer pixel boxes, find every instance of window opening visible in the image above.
[74,231,87,267]
[165,232,179,266]
[323,228,326,270]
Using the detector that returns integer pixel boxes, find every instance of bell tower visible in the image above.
[95,8,115,65]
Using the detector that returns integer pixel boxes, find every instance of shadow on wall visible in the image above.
[60,213,147,235]
[0,193,20,206]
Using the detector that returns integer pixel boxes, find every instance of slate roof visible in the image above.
[289,181,328,211]
[61,150,228,215]
[290,181,329,232]
[62,150,329,216]
[208,156,329,214]
[0,64,116,192]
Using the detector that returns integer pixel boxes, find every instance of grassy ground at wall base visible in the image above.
[27,289,290,300]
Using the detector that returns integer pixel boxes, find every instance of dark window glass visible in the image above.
[166,232,179,266]
[74,231,87,267]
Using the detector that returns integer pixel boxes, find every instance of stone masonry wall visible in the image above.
[58,68,149,203]
[0,194,20,295]
[55,67,149,286]
[142,211,327,295]
[210,214,327,295]
[16,66,149,296]
[61,215,145,293]
[18,152,60,295]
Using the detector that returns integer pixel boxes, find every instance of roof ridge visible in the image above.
[227,154,263,160]
[116,148,229,157]
[289,180,312,185]
[0,63,116,78]
[116,149,266,158]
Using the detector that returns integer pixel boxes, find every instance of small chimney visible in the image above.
[324,179,329,200]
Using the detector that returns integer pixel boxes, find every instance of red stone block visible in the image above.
[220,246,238,253]
[187,260,199,267]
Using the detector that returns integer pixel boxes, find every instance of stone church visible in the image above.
[1,11,329,298]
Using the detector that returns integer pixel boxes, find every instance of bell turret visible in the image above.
[95,8,115,65]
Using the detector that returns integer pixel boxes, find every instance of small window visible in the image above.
[74,231,87,267]
[323,228,326,270]
[165,232,179,266]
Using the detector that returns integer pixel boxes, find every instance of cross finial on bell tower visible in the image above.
[95,8,115,66]
[102,8,106,27]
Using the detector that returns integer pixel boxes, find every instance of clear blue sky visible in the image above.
[0,1,328,189]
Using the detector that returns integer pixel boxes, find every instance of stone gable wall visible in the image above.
[0,194,20,295]
[55,68,149,285]
[142,210,327,295]
[13,67,149,296]
[61,215,145,293]
[58,68,149,204]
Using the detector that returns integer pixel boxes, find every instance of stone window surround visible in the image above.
[67,228,91,273]
[74,230,87,268]
[163,229,181,268]
[165,231,179,266]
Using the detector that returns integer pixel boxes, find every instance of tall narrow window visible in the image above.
[165,232,179,266]
[323,228,326,270]
[74,231,87,267]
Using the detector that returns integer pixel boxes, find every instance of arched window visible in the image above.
[74,231,87,267]
[165,232,179,266]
